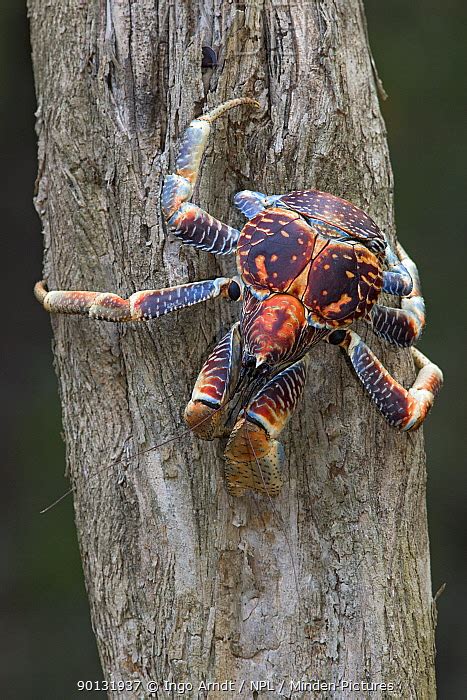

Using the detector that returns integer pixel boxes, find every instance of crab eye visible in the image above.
[328,329,346,345]
[228,280,241,301]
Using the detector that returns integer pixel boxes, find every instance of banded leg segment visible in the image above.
[224,358,308,496]
[184,323,242,439]
[371,243,425,347]
[34,277,239,322]
[334,329,442,431]
[166,204,240,254]
[161,97,260,255]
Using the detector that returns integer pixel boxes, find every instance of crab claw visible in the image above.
[224,418,285,497]
[224,357,308,497]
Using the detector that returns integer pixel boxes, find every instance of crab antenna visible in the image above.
[198,97,260,124]
[39,391,242,515]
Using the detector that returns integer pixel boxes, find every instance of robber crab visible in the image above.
[35,97,443,497]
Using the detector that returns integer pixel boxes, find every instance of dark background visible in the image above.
[1,1,465,696]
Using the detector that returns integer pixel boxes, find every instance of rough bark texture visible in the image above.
[29,1,436,698]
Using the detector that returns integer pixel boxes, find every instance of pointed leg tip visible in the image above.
[34,280,48,303]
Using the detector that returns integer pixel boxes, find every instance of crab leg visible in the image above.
[224,357,308,496]
[34,277,240,322]
[330,329,442,431]
[162,97,260,255]
[184,323,242,440]
[233,190,276,219]
[371,243,426,347]
[382,242,415,296]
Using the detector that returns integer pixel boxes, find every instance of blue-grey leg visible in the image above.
[382,243,414,296]
[330,329,442,431]
[34,277,241,322]
[161,97,259,255]
[370,242,425,347]
[233,191,282,219]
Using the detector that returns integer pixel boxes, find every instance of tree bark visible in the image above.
[29,1,436,698]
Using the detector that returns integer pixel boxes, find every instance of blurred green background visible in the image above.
[1,1,465,697]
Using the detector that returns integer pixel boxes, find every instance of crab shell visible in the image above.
[236,191,384,330]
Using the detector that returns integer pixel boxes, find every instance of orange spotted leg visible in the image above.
[34,277,241,322]
[224,357,308,496]
[184,323,242,440]
[161,97,260,255]
[329,329,442,431]
[370,242,426,347]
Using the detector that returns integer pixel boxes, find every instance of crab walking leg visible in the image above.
[382,241,419,296]
[165,205,240,255]
[371,243,426,347]
[382,242,413,295]
[184,323,242,440]
[333,329,442,431]
[161,97,260,255]
[34,277,240,322]
[224,358,308,496]
[233,190,280,219]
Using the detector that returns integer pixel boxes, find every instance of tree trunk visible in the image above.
[29,1,436,697]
